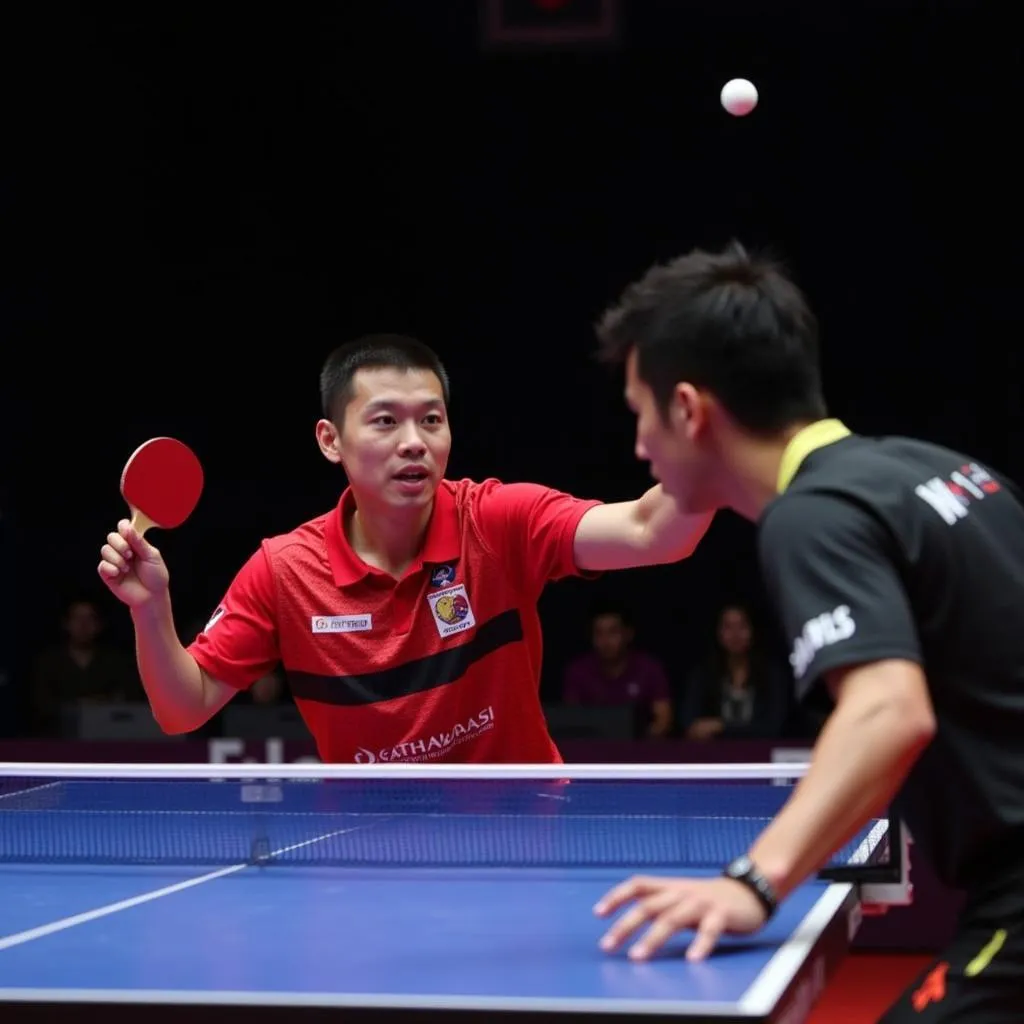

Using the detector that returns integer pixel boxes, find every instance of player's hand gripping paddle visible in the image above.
[120,437,204,536]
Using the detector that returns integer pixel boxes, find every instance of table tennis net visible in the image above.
[0,769,894,876]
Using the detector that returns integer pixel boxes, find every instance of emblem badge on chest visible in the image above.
[430,563,457,587]
[427,584,476,638]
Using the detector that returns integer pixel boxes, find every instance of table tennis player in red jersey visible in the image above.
[97,334,712,764]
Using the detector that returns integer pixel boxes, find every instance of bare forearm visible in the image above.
[748,697,931,900]
[636,485,714,563]
[131,595,211,734]
[573,485,715,572]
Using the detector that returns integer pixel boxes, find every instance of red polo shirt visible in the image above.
[188,478,602,763]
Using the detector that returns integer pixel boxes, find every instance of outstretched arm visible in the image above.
[572,485,714,572]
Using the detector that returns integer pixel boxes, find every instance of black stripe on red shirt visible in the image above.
[286,609,523,706]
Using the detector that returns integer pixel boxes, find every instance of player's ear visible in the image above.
[670,383,704,438]
[315,418,344,465]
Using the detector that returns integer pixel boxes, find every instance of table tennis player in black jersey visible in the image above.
[589,240,1024,1021]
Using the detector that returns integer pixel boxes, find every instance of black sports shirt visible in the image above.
[758,419,1024,904]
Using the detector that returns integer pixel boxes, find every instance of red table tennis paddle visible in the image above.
[120,437,205,536]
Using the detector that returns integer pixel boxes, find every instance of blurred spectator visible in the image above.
[679,603,789,741]
[562,604,673,738]
[30,595,142,735]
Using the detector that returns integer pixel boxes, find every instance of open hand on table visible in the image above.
[594,875,768,962]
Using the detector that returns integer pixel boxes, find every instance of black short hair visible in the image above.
[595,241,827,434]
[588,600,632,628]
[62,593,101,615]
[718,601,752,624]
[319,334,451,423]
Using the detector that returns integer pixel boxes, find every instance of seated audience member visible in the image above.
[562,604,673,738]
[680,603,789,741]
[30,595,142,735]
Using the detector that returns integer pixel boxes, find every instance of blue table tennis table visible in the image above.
[0,763,906,1024]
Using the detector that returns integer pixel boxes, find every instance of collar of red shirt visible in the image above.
[324,481,462,587]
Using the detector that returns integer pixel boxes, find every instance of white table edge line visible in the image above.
[736,883,853,1013]
[0,987,771,1015]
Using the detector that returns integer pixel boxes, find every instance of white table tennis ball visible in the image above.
[721,78,758,117]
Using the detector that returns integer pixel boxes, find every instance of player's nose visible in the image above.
[397,427,428,457]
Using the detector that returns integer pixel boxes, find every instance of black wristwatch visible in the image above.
[723,856,779,920]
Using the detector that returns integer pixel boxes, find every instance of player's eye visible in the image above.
[371,415,396,427]
[423,413,443,426]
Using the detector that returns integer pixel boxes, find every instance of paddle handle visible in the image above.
[129,506,156,537]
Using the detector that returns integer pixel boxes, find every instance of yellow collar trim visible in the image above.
[777,419,852,493]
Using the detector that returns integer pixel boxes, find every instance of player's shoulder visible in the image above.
[443,476,597,563]
[261,508,335,561]
[441,477,525,548]
[796,433,971,487]
[760,433,984,552]
[759,453,886,553]
[783,433,976,515]
[439,476,496,504]
[443,476,571,517]
[759,489,853,549]
[431,477,495,525]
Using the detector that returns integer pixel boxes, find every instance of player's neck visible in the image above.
[722,428,805,521]
[347,501,433,578]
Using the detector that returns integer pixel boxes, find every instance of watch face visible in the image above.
[729,856,752,876]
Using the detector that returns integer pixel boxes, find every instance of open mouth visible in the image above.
[394,467,429,483]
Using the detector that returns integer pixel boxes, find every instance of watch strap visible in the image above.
[723,856,778,919]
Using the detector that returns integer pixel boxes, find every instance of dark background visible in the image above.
[4,0,1019,731]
